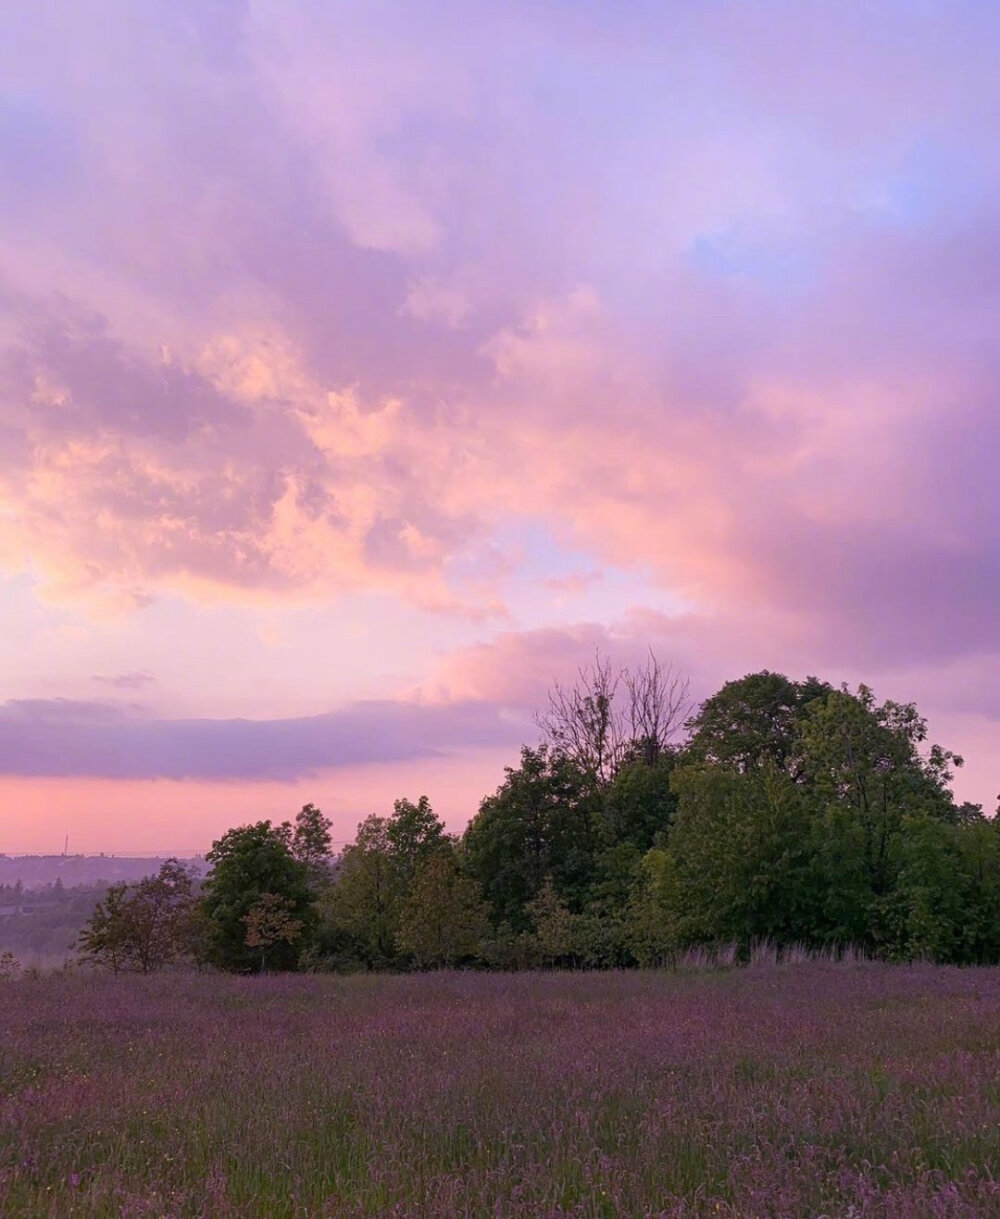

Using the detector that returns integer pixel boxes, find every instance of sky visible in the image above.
[1,0,997,854]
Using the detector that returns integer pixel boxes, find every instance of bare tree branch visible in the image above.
[622,649,692,765]
[535,648,691,783]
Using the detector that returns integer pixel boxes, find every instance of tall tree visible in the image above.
[797,685,965,950]
[684,671,832,777]
[396,850,490,968]
[280,803,334,892]
[200,823,315,973]
[652,764,818,950]
[322,814,398,967]
[463,745,601,930]
[386,796,448,885]
[320,798,450,968]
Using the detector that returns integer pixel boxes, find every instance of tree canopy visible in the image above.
[77,665,998,975]
[200,822,316,973]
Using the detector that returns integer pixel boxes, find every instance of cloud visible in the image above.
[0,0,997,783]
[92,670,156,690]
[0,696,528,781]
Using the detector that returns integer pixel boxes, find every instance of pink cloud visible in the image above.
[0,1,997,834]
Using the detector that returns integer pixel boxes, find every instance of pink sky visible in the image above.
[1,1,997,853]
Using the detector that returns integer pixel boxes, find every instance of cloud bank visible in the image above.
[0,2,996,820]
[0,697,527,781]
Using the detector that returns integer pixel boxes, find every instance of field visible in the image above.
[1,964,998,1218]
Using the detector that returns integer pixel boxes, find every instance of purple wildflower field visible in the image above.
[0,963,998,1217]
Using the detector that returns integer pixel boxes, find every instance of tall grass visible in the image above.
[0,962,997,1216]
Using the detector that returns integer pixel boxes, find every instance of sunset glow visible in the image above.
[2,1,996,852]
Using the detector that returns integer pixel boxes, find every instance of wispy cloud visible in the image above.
[92,670,156,690]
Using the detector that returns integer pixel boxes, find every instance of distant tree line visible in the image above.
[74,659,1000,974]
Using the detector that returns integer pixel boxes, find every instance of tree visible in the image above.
[396,850,490,968]
[796,686,962,819]
[953,817,1000,964]
[639,764,818,952]
[628,847,678,967]
[888,815,967,962]
[526,878,580,967]
[684,671,832,777]
[537,650,690,785]
[796,685,965,950]
[76,882,132,973]
[280,803,334,892]
[200,823,315,973]
[322,814,398,967]
[76,859,198,973]
[319,797,451,969]
[386,796,448,885]
[602,752,679,852]
[463,745,602,930]
[243,893,305,973]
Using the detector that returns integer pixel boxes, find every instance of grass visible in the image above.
[0,962,998,1217]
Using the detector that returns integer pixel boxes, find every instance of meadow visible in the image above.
[0,962,998,1218]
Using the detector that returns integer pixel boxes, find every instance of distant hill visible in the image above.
[0,854,208,967]
[0,854,207,890]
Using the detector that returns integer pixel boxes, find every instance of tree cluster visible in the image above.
[77,657,1000,973]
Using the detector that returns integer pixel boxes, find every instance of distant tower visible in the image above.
[63,835,68,857]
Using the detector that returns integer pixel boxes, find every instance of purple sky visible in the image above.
[1,1,997,852]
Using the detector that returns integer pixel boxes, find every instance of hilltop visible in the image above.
[0,854,206,891]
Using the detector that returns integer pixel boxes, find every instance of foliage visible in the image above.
[386,795,448,884]
[684,670,832,776]
[317,796,451,969]
[642,765,818,952]
[526,878,579,966]
[243,893,305,973]
[200,823,315,973]
[75,859,198,973]
[462,745,602,930]
[601,752,679,852]
[396,849,490,967]
[66,665,998,976]
[279,803,334,892]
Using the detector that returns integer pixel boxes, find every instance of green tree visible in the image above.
[888,815,966,962]
[323,814,399,967]
[463,745,602,930]
[396,850,490,968]
[526,878,580,967]
[76,859,198,973]
[281,803,334,892]
[386,796,447,886]
[200,823,315,973]
[319,798,450,969]
[602,752,679,851]
[685,671,832,777]
[647,764,817,951]
[953,816,1000,963]
[628,847,679,967]
[796,685,965,950]
[76,883,131,973]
